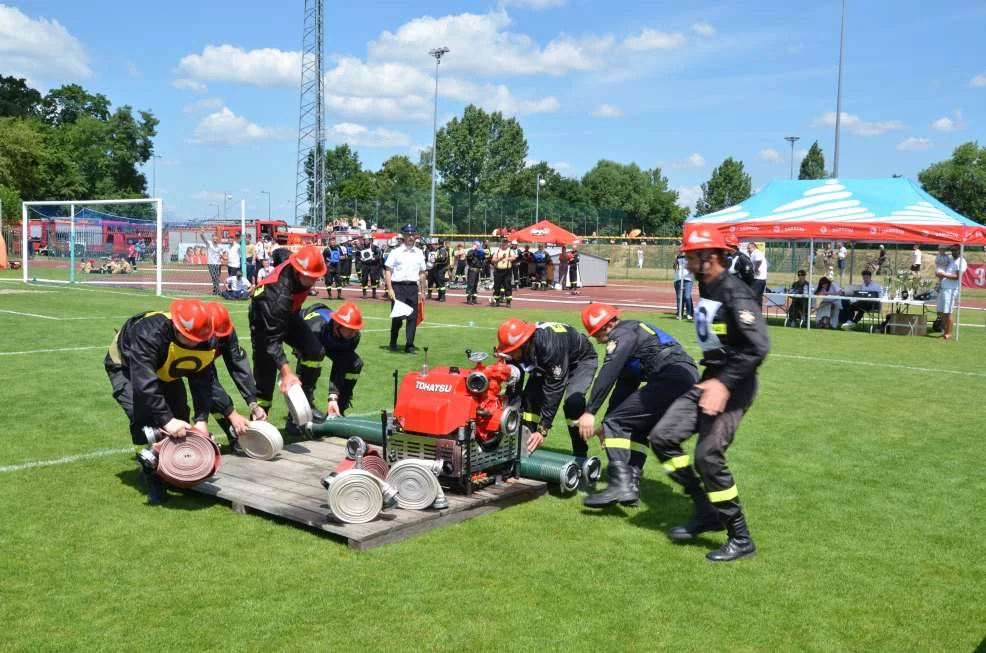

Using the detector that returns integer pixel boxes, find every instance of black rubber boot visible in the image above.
[438,290,446,302]
[372,289,377,299]
[624,466,642,507]
[583,461,637,507]
[668,491,724,542]
[706,509,756,562]
[336,289,342,300]
[362,288,367,298]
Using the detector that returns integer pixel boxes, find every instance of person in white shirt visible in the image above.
[673,249,693,319]
[384,224,428,353]
[936,245,966,340]
[813,276,842,329]
[747,242,768,303]
[200,231,224,295]
[226,238,241,279]
[841,270,883,330]
[637,247,645,269]
[256,258,273,282]
[910,244,922,273]
[837,242,848,277]
[223,270,252,299]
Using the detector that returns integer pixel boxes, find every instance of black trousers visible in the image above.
[390,281,419,347]
[649,376,757,522]
[249,311,324,410]
[520,358,596,456]
[534,264,547,287]
[492,268,512,303]
[466,268,481,297]
[360,265,381,292]
[105,353,189,444]
[324,267,343,292]
[601,363,698,471]
[296,349,363,414]
[751,279,766,304]
[428,265,448,294]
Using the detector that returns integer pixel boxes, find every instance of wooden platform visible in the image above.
[192,439,547,550]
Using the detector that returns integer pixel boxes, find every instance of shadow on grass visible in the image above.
[115,468,212,511]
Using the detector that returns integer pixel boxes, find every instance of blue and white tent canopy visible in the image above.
[685,178,985,245]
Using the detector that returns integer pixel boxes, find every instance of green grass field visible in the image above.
[1,277,985,652]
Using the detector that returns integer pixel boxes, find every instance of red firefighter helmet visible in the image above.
[330,302,364,330]
[496,318,536,354]
[723,233,741,251]
[204,302,233,338]
[170,299,214,343]
[582,302,619,336]
[289,244,327,278]
[681,228,730,252]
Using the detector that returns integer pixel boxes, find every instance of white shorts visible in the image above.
[937,287,959,314]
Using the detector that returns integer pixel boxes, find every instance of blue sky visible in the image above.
[2,0,984,222]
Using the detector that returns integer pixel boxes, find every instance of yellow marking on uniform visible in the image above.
[708,485,738,503]
[661,455,691,472]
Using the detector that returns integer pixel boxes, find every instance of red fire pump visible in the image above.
[385,349,523,493]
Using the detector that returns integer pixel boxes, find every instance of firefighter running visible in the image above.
[649,228,770,562]
[104,299,249,503]
[577,303,698,508]
[495,319,598,464]
[248,244,328,424]
[294,301,365,420]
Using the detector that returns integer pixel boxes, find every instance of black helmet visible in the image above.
[401,224,417,235]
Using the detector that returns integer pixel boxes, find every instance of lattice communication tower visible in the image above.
[295,0,325,227]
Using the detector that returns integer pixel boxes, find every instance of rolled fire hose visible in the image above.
[307,416,385,445]
[334,449,389,481]
[519,453,580,492]
[155,432,221,488]
[527,450,602,484]
[388,459,448,510]
[325,469,399,524]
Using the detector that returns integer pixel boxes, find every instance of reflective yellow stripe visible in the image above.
[566,419,579,427]
[304,311,319,321]
[605,438,632,450]
[299,359,321,368]
[712,323,727,335]
[661,455,691,473]
[522,412,540,423]
[707,485,738,503]
[344,372,360,380]
[630,441,649,455]
[639,323,656,335]
[133,445,146,455]
[257,399,272,408]
[252,286,264,298]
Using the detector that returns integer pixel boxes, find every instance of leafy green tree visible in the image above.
[0,76,42,119]
[799,141,827,180]
[918,141,986,224]
[579,160,684,233]
[374,155,431,227]
[695,157,752,216]
[0,185,23,226]
[0,117,85,200]
[41,84,111,126]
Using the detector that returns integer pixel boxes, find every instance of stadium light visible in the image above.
[223,192,233,220]
[151,154,162,197]
[260,190,271,220]
[428,46,449,235]
[832,0,847,178]
[784,136,800,179]
[535,174,546,221]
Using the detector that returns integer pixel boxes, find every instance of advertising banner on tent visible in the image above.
[962,264,986,289]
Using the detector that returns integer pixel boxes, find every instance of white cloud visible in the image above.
[551,161,573,176]
[187,107,292,146]
[896,137,933,152]
[591,103,623,118]
[691,22,716,37]
[176,45,301,86]
[325,57,432,97]
[757,148,783,164]
[326,94,431,122]
[0,5,91,82]
[624,28,687,51]
[500,0,566,8]
[124,61,141,77]
[172,78,208,94]
[810,111,905,137]
[326,122,411,148]
[676,186,702,212]
[931,110,967,133]
[668,153,705,169]
[969,73,986,88]
[183,97,223,115]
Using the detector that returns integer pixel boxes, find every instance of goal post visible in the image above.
[22,198,164,295]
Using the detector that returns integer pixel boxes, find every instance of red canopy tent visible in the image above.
[509,220,581,245]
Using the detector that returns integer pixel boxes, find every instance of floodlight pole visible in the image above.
[784,136,800,179]
[152,154,162,196]
[535,174,545,221]
[832,0,846,178]
[155,199,163,296]
[241,199,247,276]
[428,46,449,235]
[260,190,271,220]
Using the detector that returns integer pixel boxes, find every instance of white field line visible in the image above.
[0,411,384,474]
[770,353,986,378]
[0,345,105,356]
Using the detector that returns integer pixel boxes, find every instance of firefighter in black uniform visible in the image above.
[496,318,598,458]
[532,243,548,289]
[427,239,450,302]
[490,238,514,307]
[322,235,345,299]
[357,233,382,298]
[649,228,770,562]
[465,241,485,305]
[205,302,267,452]
[577,302,698,508]
[294,301,365,420]
[339,238,353,286]
[248,244,328,420]
[104,299,249,503]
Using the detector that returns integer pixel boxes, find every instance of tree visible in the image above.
[0,117,85,201]
[695,157,752,216]
[0,76,42,119]
[579,160,685,233]
[41,84,111,126]
[918,141,986,224]
[0,185,23,226]
[374,155,431,228]
[799,141,827,180]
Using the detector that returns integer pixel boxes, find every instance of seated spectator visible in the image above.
[841,270,883,330]
[813,276,842,329]
[786,270,810,327]
[223,270,252,299]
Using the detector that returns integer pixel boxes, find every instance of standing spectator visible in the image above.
[226,236,241,279]
[936,245,967,341]
[747,242,768,303]
[245,235,256,284]
[384,224,428,353]
[200,231,224,295]
[674,248,693,320]
[875,245,887,275]
[557,245,569,288]
[254,234,270,277]
[135,239,146,264]
[637,246,645,269]
[911,244,922,274]
[489,237,514,307]
[452,242,467,288]
[837,242,848,277]
[127,242,137,268]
